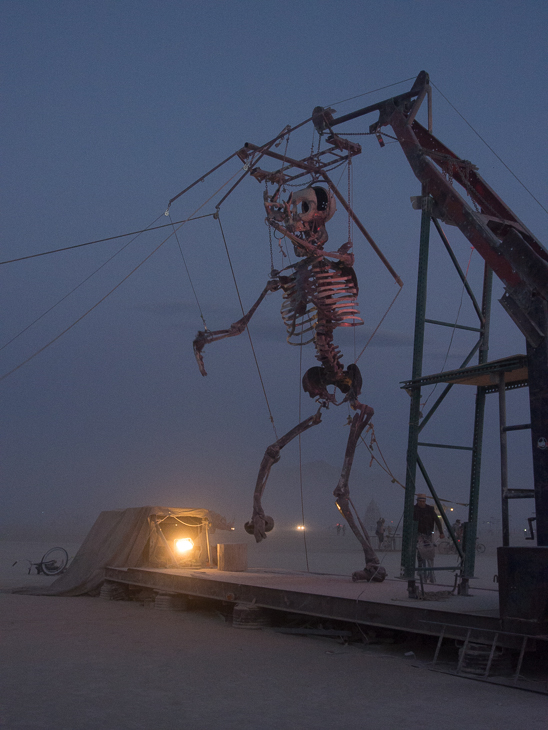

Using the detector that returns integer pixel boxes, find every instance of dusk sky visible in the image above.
[2,1,547,541]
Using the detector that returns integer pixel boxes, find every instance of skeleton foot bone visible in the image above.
[244,513,274,542]
[352,564,388,582]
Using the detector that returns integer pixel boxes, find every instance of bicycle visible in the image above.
[437,538,486,555]
[27,547,69,575]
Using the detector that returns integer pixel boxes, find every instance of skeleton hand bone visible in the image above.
[192,280,280,377]
[193,322,249,377]
[193,331,209,376]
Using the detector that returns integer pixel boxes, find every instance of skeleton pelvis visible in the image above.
[302,363,363,399]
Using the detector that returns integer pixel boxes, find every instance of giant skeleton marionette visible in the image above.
[193,181,387,582]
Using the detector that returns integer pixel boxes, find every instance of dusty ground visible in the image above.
[1,536,546,729]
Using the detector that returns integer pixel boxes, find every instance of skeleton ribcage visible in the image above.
[279,259,363,347]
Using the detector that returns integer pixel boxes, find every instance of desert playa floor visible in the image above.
[1,537,547,730]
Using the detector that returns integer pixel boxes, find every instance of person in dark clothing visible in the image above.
[375,518,386,549]
[414,493,444,584]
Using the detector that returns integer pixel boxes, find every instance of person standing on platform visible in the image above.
[414,493,444,584]
[375,517,386,549]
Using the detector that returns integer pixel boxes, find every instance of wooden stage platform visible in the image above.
[104,564,517,646]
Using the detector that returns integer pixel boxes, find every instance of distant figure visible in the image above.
[375,518,386,549]
[336,523,341,536]
[342,524,346,536]
[385,525,394,551]
[414,493,444,584]
[452,519,463,542]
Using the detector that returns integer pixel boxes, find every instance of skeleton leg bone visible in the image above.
[333,404,387,582]
[245,407,323,542]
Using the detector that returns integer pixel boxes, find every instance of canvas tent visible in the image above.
[14,506,233,597]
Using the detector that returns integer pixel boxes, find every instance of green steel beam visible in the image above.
[416,339,482,434]
[424,318,482,333]
[418,442,473,451]
[462,265,493,583]
[401,194,431,583]
[431,217,484,323]
[416,455,464,560]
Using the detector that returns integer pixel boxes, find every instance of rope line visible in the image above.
[354,285,403,365]
[168,214,208,331]
[431,81,548,217]
[360,425,404,489]
[421,246,475,411]
[0,173,239,382]
[326,77,416,108]
[0,214,215,266]
[216,214,278,439]
[0,231,176,382]
[0,212,165,352]
[298,327,310,571]
[166,152,239,210]
[359,429,469,507]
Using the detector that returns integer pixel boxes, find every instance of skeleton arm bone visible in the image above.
[193,278,279,376]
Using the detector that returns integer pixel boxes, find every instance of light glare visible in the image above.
[175,538,194,554]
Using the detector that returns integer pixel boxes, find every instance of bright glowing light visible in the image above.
[175,538,194,554]
[450,508,454,511]
[297,525,305,531]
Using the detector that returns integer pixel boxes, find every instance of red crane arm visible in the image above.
[327,72,548,307]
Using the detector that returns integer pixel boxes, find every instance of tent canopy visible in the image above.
[14,506,233,597]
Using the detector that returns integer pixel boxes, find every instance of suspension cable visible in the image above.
[421,246,475,411]
[0,172,240,383]
[216,214,278,439]
[298,327,310,571]
[354,286,403,365]
[0,228,178,383]
[431,81,548,217]
[359,427,469,507]
[168,214,208,331]
[0,212,165,352]
[166,152,239,212]
[0,214,215,266]
[326,77,416,108]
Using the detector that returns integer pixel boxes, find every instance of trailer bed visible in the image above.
[104,564,510,644]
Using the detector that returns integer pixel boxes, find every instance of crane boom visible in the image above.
[320,71,548,544]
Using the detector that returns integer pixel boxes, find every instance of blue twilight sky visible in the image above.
[2,1,547,539]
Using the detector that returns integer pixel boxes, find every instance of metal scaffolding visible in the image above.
[399,199,538,597]
[400,193,490,596]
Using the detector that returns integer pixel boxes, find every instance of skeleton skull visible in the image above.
[290,186,336,230]
[263,185,336,255]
